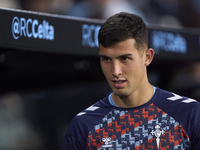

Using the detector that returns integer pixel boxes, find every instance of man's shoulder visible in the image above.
[66,93,114,137]
[76,93,113,117]
[153,87,200,129]
[153,87,200,108]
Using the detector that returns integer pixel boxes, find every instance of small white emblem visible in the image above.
[151,125,165,149]
[77,105,100,116]
[102,137,112,148]
[167,93,196,103]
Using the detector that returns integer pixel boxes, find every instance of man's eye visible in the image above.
[121,57,129,61]
[102,57,111,62]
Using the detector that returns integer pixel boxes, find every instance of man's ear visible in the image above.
[144,48,155,66]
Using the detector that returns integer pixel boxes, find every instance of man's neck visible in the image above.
[112,83,154,108]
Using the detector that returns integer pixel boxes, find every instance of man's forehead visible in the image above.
[99,49,137,60]
[99,39,137,55]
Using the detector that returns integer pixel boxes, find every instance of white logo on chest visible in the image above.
[151,125,165,149]
[102,137,113,148]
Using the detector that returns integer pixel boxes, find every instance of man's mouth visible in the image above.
[112,80,127,88]
[113,80,126,83]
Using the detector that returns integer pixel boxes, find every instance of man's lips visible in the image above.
[112,79,127,88]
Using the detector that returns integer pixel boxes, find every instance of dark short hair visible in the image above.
[98,12,148,51]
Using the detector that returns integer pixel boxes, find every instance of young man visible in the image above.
[62,12,200,150]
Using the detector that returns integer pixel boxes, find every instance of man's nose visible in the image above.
[112,61,122,77]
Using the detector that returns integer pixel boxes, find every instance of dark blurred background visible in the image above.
[0,0,200,149]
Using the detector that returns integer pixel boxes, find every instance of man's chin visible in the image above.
[113,90,129,98]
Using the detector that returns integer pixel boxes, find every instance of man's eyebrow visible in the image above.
[99,54,133,58]
[99,55,110,58]
[118,54,133,57]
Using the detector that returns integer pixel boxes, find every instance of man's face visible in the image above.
[99,38,148,99]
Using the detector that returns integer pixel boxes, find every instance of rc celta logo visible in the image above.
[151,125,165,149]
[12,16,54,40]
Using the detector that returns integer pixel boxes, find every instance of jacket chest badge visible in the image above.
[151,125,165,149]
